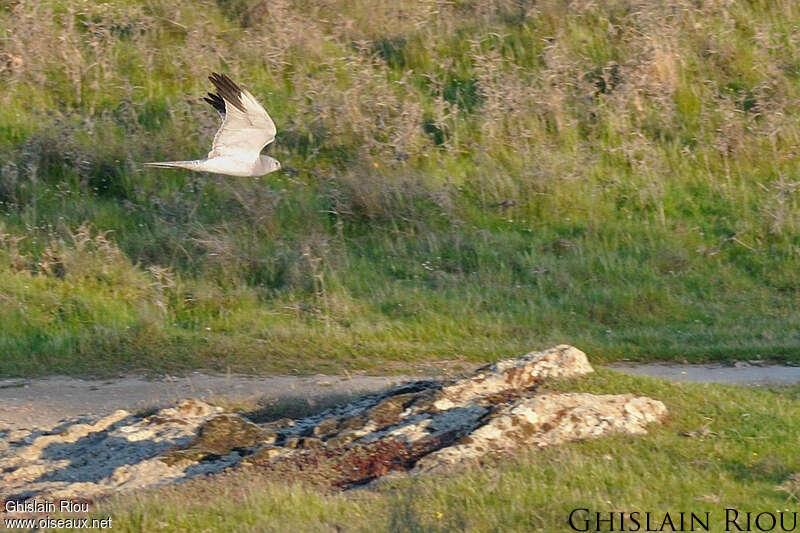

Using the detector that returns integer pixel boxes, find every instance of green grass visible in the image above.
[0,0,799,376]
[62,371,800,532]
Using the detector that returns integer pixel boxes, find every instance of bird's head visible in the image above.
[259,155,281,175]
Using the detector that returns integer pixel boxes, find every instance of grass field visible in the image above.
[1,0,799,377]
[2,3,797,530]
[57,370,799,532]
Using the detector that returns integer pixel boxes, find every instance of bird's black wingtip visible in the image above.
[207,72,246,113]
[203,92,226,115]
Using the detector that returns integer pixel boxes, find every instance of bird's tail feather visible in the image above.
[143,160,203,170]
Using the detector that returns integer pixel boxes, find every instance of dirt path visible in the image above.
[0,373,410,430]
[608,362,800,386]
[2,363,798,430]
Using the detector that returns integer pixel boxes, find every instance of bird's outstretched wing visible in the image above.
[206,72,276,161]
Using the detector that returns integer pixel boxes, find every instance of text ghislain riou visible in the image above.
[5,499,89,514]
[568,508,800,532]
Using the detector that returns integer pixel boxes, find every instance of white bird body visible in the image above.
[143,155,279,177]
[145,73,280,177]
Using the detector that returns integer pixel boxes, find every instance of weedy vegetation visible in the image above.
[0,0,799,376]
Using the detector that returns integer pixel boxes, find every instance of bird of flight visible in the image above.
[144,73,280,177]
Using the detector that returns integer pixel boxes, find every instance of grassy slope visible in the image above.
[72,371,800,532]
[0,0,799,376]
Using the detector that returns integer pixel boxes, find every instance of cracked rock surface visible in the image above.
[1,345,667,501]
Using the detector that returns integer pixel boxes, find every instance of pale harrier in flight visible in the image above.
[144,73,280,177]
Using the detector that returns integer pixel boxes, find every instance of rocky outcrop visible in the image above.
[0,399,234,501]
[1,346,667,501]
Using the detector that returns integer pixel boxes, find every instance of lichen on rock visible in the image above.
[1,345,667,500]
